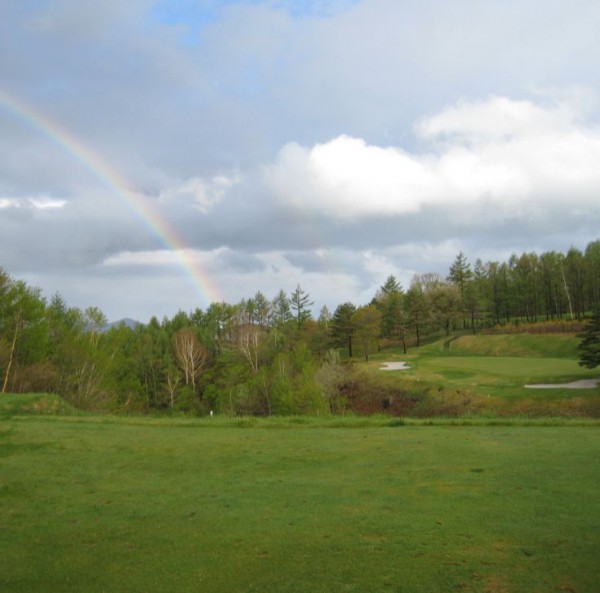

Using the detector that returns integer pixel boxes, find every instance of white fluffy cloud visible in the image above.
[265,96,600,219]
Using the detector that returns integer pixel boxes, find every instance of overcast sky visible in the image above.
[1,0,600,321]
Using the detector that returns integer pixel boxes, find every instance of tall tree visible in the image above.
[427,282,461,336]
[318,305,332,328]
[351,305,382,362]
[331,302,356,358]
[1,280,48,393]
[577,307,600,369]
[584,240,600,310]
[172,328,207,391]
[271,289,292,326]
[379,275,402,296]
[466,258,490,330]
[290,284,313,327]
[234,322,266,375]
[448,251,472,297]
[253,291,271,329]
[539,251,564,320]
[375,276,404,340]
[486,261,511,325]
[405,281,427,347]
[564,248,586,319]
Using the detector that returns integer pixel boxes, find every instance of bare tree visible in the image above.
[234,323,265,375]
[165,365,181,410]
[172,328,208,391]
[2,309,21,393]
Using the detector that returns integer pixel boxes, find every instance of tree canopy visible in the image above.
[1,238,599,415]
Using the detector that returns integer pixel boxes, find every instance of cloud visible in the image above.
[265,96,600,221]
[3,1,600,321]
[415,96,582,142]
[29,197,67,209]
[158,173,241,213]
[0,198,20,209]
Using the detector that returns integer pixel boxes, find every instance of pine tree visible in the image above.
[331,302,356,358]
[271,289,292,326]
[448,251,472,296]
[290,284,313,327]
[578,307,600,369]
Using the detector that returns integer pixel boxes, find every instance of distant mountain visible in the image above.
[105,318,143,331]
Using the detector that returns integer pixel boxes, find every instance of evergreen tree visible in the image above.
[253,291,271,329]
[448,252,472,296]
[578,307,600,369]
[374,275,404,340]
[271,289,292,326]
[290,284,313,327]
[405,281,427,347]
[379,275,402,296]
[331,302,356,358]
[584,240,600,307]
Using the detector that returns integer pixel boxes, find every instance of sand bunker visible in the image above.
[380,362,410,371]
[525,378,600,389]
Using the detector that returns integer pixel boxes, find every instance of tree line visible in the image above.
[1,240,599,415]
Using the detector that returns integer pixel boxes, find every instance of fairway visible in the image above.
[414,356,597,387]
[1,416,599,592]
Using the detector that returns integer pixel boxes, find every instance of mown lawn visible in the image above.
[409,356,597,397]
[1,413,599,592]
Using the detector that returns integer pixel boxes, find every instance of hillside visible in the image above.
[343,333,599,417]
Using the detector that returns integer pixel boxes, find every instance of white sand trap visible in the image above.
[380,362,410,371]
[525,378,600,389]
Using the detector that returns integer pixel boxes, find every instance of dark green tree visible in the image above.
[252,291,271,329]
[578,307,600,369]
[374,276,404,340]
[405,280,427,346]
[351,305,382,362]
[331,302,356,358]
[290,284,313,327]
[379,275,402,295]
[271,289,292,326]
[448,251,472,296]
[584,240,600,308]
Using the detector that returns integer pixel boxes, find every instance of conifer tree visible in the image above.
[578,307,600,369]
[290,284,313,327]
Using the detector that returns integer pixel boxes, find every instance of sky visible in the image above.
[1,0,600,322]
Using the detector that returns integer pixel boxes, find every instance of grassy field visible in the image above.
[1,401,599,592]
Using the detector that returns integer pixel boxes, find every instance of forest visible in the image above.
[1,240,599,415]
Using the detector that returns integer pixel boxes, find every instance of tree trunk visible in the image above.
[2,315,21,393]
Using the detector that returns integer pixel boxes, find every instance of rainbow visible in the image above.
[0,87,222,306]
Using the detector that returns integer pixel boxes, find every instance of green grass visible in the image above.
[426,333,581,358]
[1,413,599,592]
[0,392,79,418]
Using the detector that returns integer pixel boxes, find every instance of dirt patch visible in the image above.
[525,379,600,389]
[380,361,410,371]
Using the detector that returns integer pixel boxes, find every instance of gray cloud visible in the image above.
[1,0,600,321]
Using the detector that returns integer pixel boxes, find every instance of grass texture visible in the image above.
[1,413,599,592]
